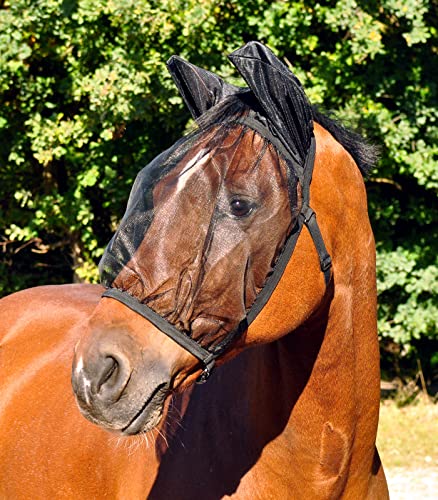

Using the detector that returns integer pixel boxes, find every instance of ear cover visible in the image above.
[167,55,242,119]
[228,41,313,167]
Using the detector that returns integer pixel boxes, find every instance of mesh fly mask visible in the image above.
[99,42,332,382]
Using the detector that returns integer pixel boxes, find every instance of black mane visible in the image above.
[311,106,378,177]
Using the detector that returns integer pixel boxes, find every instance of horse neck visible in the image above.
[156,125,381,495]
[212,126,380,483]
[275,122,381,453]
[155,232,380,498]
[228,253,379,494]
[266,139,380,492]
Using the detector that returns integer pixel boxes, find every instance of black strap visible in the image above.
[299,138,332,286]
[247,219,303,324]
[102,288,216,382]
[301,206,332,286]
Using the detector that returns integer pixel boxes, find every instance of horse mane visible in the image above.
[195,93,378,179]
[311,106,378,178]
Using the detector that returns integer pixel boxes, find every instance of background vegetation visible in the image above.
[0,0,436,384]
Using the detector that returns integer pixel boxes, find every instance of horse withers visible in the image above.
[0,42,389,499]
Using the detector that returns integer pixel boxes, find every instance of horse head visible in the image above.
[71,42,331,435]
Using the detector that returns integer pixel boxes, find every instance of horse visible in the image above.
[0,42,389,499]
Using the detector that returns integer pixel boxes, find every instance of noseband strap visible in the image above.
[102,129,332,383]
[102,287,218,382]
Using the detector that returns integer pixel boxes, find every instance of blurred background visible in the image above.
[0,1,436,496]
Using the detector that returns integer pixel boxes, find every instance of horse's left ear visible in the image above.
[167,56,241,119]
[228,41,313,164]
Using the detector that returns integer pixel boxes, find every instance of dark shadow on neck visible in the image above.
[148,285,333,499]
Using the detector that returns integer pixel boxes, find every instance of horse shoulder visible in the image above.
[0,284,159,499]
[0,284,103,440]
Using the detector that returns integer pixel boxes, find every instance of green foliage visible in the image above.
[377,250,437,344]
[0,1,436,367]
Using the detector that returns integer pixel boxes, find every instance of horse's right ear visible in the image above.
[167,56,240,119]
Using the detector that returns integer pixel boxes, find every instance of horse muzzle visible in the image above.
[71,326,171,435]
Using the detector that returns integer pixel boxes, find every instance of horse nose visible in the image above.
[72,349,132,405]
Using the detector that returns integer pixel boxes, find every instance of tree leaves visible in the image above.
[0,0,436,362]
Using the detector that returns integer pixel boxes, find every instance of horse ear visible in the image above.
[167,56,241,119]
[228,41,313,162]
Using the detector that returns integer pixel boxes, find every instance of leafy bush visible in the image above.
[0,0,436,373]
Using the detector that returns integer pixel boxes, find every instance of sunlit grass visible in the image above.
[377,396,438,469]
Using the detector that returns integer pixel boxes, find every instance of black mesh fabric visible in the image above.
[100,117,298,345]
[99,41,315,352]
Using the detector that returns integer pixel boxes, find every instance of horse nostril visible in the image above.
[97,356,119,393]
[95,354,131,402]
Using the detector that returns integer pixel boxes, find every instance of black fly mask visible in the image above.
[99,42,331,382]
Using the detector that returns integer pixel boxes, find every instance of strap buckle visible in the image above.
[321,255,332,272]
[196,355,216,384]
[301,204,333,284]
[301,205,315,224]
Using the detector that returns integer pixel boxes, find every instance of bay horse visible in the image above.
[0,42,389,499]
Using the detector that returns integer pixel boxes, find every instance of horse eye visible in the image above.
[229,198,254,218]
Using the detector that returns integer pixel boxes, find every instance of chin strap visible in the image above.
[102,134,332,384]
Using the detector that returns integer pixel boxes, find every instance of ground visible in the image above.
[377,397,438,499]
[385,468,438,500]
